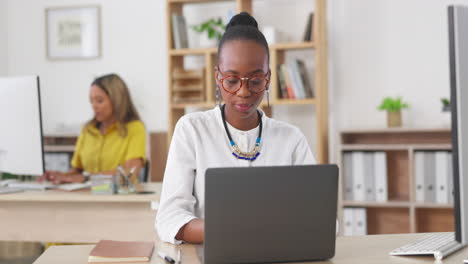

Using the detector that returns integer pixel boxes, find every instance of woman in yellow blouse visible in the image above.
[41,73,146,184]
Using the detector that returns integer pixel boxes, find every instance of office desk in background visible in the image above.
[0,183,161,243]
[33,233,468,264]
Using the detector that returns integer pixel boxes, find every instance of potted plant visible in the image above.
[378,97,410,127]
[191,17,226,47]
[441,97,451,112]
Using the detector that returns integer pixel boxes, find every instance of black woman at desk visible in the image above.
[40,73,146,184]
[156,12,316,244]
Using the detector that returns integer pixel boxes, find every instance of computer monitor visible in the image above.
[0,76,45,176]
[449,5,468,245]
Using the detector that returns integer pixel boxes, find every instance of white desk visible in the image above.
[33,233,468,264]
[0,183,161,243]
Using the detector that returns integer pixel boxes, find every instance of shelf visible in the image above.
[169,47,217,56]
[274,98,316,105]
[168,0,232,3]
[341,144,410,151]
[169,42,315,56]
[343,200,410,208]
[411,144,452,150]
[270,42,316,50]
[341,144,451,151]
[171,102,214,109]
[414,203,454,209]
[43,145,75,152]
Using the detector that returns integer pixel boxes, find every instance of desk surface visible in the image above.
[0,182,161,202]
[0,183,162,243]
[33,233,468,264]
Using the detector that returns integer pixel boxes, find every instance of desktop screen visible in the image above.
[0,76,44,176]
[448,5,468,244]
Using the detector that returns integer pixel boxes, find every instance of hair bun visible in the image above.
[226,12,258,30]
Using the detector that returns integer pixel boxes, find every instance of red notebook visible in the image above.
[88,240,154,263]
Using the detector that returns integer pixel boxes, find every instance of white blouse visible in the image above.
[156,106,316,244]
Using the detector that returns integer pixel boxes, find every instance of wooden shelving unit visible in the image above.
[166,0,329,163]
[338,129,454,235]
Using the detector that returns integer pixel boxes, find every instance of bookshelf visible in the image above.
[338,129,454,235]
[166,0,329,163]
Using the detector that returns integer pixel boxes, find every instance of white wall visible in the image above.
[5,0,167,134]
[0,0,8,75]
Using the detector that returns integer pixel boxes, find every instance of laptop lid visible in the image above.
[204,164,338,264]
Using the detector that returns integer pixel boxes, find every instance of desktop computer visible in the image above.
[0,76,45,176]
[390,5,468,260]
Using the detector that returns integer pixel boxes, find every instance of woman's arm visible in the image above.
[41,158,143,184]
[156,117,198,244]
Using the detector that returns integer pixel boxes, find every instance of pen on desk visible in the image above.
[158,251,176,264]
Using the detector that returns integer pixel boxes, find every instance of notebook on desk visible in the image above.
[88,240,154,263]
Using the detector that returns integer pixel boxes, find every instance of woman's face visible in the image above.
[216,40,270,120]
[90,84,113,123]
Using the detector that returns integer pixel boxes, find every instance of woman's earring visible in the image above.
[267,89,270,107]
[215,85,220,107]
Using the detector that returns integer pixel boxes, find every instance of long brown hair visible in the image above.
[86,73,142,137]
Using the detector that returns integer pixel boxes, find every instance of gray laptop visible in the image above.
[204,164,338,264]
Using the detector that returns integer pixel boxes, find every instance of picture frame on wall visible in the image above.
[46,6,101,60]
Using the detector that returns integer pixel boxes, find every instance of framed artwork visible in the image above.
[46,6,101,60]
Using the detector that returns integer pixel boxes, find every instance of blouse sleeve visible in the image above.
[70,129,85,170]
[292,129,316,165]
[156,117,198,244]
[124,121,147,162]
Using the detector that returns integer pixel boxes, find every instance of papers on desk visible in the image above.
[4,181,92,191]
[0,187,24,194]
[88,240,154,263]
[7,182,56,190]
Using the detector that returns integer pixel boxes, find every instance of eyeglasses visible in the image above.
[216,68,270,94]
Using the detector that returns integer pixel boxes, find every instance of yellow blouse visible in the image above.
[71,120,146,173]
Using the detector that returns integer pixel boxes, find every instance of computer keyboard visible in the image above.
[390,232,464,260]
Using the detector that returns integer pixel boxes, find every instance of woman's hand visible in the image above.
[39,171,85,184]
[175,218,205,244]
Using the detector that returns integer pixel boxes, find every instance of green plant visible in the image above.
[441,97,451,112]
[191,17,226,41]
[441,97,450,107]
[377,97,409,112]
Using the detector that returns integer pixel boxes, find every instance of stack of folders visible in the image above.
[343,207,367,236]
[414,151,454,204]
[343,151,388,202]
[88,240,154,263]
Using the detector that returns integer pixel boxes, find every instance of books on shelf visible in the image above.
[171,68,205,103]
[171,13,189,49]
[343,151,388,203]
[88,240,154,263]
[303,12,314,42]
[415,150,454,204]
[277,60,314,99]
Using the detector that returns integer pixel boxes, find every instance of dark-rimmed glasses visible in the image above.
[216,68,270,94]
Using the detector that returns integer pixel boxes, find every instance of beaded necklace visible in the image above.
[221,104,262,161]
